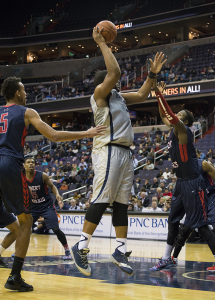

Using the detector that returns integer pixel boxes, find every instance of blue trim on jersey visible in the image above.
[109,111,114,141]
[91,144,111,204]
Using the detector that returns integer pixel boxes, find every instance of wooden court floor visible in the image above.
[0,232,215,300]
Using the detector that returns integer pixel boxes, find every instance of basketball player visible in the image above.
[170,158,215,272]
[0,77,106,292]
[0,198,19,268]
[71,27,166,276]
[24,157,72,260]
[150,81,215,271]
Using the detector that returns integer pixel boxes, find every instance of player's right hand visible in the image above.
[93,27,106,45]
[86,125,107,137]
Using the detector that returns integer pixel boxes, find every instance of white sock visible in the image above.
[78,232,92,250]
[116,238,127,254]
[0,245,5,256]
[162,244,173,260]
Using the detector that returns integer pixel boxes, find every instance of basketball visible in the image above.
[96,20,117,43]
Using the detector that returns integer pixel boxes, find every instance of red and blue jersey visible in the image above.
[26,170,53,213]
[168,126,199,179]
[0,104,28,162]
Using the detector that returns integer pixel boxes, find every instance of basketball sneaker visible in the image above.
[110,248,133,276]
[0,256,8,268]
[5,274,33,292]
[150,257,175,271]
[207,265,215,272]
[63,250,72,260]
[171,256,178,267]
[71,243,91,276]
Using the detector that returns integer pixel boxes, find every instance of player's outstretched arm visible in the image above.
[25,108,106,142]
[93,27,121,106]
[123,52,167,105]
[202,160,215,181]
[153,80,187,143]
[42,173,62,202]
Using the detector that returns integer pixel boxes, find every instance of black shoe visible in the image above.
[5,274,33,292]
[0,256,8,268]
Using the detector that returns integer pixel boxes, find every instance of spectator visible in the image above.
[134,178,141,194]
[130,142,136,151]
[51,167,56,176]
[160,175,166,184]
[56,200,70,210]
[135,200,143,211]
[87,186,93,199]
[84,201,90,210]
[207,148,213,159]
[133,155,139,168]
[72,145,78,154]
[42,159,48,166]
[162,151,169,160]
[146,199,163,212]
[69,199,81,210]
[156,169,163,178]
[168,178,176,190]
[150,127,156,134]
[160,182,166,192]
[151,178,159,190]
[163,202,171,212]
[86,174,93,187]
[60,181,68,190]
[143,179,151,189]
[163,188,172,197]
[54,179,62,189]
[168,184,174,194]
[158,197,165,209]
[155,187,163,201]
[198,115,206,124]
[143,159,154,170]
[147,148,155,160]
[128,204,134,211]
[200,151,206,159]
[139,192,150,208]
[208,66,214,73]
[63,161,71,173]
[155,128,162,135]
[79,158,87,169]
[163,168,170,179]
[169,169,177,179]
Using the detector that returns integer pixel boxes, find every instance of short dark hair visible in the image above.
[1,77,21,100]
[94,70,108,87]
[24,156,35,163]
[184,109,194,127]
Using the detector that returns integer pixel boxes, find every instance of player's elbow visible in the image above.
[202,160,208,171]
[51,132,59,142]
[112,69,121,80]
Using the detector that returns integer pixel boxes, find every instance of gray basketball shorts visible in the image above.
[91,144,134,205]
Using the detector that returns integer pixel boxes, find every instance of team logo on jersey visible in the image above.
[167,140,172,149]
[172,161,179,168]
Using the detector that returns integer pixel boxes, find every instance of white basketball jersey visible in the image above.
[90,89,134,149]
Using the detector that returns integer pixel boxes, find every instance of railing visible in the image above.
[154,145,169,166]
[35,92,43,102]
[48,84,57,95]
[193,127,202,142]
[126,72,136,87]
[62,185,87,201]
[141,65,146,78]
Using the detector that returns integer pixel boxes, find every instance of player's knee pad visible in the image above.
[175,224,192,247]
[85,203,109,225]
[167,221,179,246]
[199,225,213,241]
[112,202,128,227]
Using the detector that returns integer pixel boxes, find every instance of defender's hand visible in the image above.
[149,52,167,74]
[86,125,107,137]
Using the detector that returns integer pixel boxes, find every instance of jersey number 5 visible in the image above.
[0,113,8,133]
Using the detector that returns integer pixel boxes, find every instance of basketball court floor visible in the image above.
[0,231,215,299]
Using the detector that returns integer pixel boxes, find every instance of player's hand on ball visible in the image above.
[87,125,107,137]
[93,26,106,45]
[149,52,167,74]
[56,195,63,202]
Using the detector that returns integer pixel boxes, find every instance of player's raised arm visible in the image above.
[93,27,121,106]
[42,173,62,202]
[153,80,188,144]
[123,52,167,105]
[25,108,106,142]
[202,160,215,181]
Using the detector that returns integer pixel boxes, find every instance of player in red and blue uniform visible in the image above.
[0,198,19,268]
[24,157,71,260]
[0,77,106,292]
[150,80,215,271]
[170,158,215,272]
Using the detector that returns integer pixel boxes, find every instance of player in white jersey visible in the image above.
[72,26,166,276]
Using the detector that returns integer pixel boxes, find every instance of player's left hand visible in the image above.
[56,195,63,202]
[149,52,167,74]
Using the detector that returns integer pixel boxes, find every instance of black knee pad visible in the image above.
[175,224,193,247]
[167,221,179,246]
[85,203,109,225]
[112,202,128,227]
[199,225,213,241]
